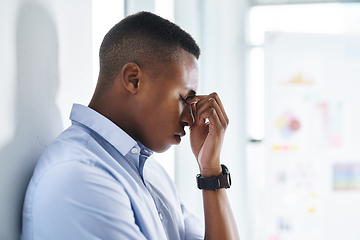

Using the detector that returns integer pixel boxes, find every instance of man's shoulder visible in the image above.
[31,125,98,180]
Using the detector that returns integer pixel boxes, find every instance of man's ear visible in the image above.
[121,63,141,93]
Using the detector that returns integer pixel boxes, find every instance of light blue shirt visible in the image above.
[22,104,204,240]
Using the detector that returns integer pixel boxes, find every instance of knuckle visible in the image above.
[211,92,219,100]
[210,92,218,97]
[209,98,216,104]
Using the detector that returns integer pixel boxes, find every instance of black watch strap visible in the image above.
[197,164,231,191]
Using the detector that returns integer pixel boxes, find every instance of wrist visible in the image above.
[200,165,222,178]
[197,164,232,191]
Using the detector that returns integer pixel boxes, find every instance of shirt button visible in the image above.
[131,148,138,154]
[159,212,163,220]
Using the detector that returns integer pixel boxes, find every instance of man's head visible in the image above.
[90,11,201,153]
[98,11,200,86]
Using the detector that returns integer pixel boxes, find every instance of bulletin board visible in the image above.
[264,32,360,240]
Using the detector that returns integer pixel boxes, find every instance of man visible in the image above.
[22,11,239,240]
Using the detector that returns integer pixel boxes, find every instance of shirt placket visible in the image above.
[127,146,164,224]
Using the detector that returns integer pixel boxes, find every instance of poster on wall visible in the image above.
[264,32,360,240]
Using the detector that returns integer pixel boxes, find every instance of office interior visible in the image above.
[1,0,360,239]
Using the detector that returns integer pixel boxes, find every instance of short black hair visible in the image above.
[98,11,200,83]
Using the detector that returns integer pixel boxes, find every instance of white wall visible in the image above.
[0,0,93,239]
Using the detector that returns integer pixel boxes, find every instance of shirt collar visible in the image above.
[70,103,153,157]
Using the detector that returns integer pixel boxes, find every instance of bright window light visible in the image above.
[247,47,265,141]
[249,3,360,46]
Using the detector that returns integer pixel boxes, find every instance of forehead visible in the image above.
[171,51,199,91]
[148,49,199,93]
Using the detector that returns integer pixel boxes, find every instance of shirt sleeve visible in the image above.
[31,160,147,240]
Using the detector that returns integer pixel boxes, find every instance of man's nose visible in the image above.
[180,102,195,126]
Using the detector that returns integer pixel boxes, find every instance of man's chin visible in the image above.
[151,143,173,153]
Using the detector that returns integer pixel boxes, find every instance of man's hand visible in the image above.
[188,92,239,240]
[189,93,229,177]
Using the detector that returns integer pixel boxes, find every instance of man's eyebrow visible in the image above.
[187,90,197,97]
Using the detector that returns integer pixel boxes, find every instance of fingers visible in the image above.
[191,93,229,129]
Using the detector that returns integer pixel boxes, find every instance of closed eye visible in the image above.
[180,90,197,104]
[180,95,196,104]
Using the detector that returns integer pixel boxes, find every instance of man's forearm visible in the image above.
[203,189,240,240]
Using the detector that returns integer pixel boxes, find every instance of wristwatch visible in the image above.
[197,164,231,191]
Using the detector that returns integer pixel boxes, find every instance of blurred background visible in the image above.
[1,0,360,239]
